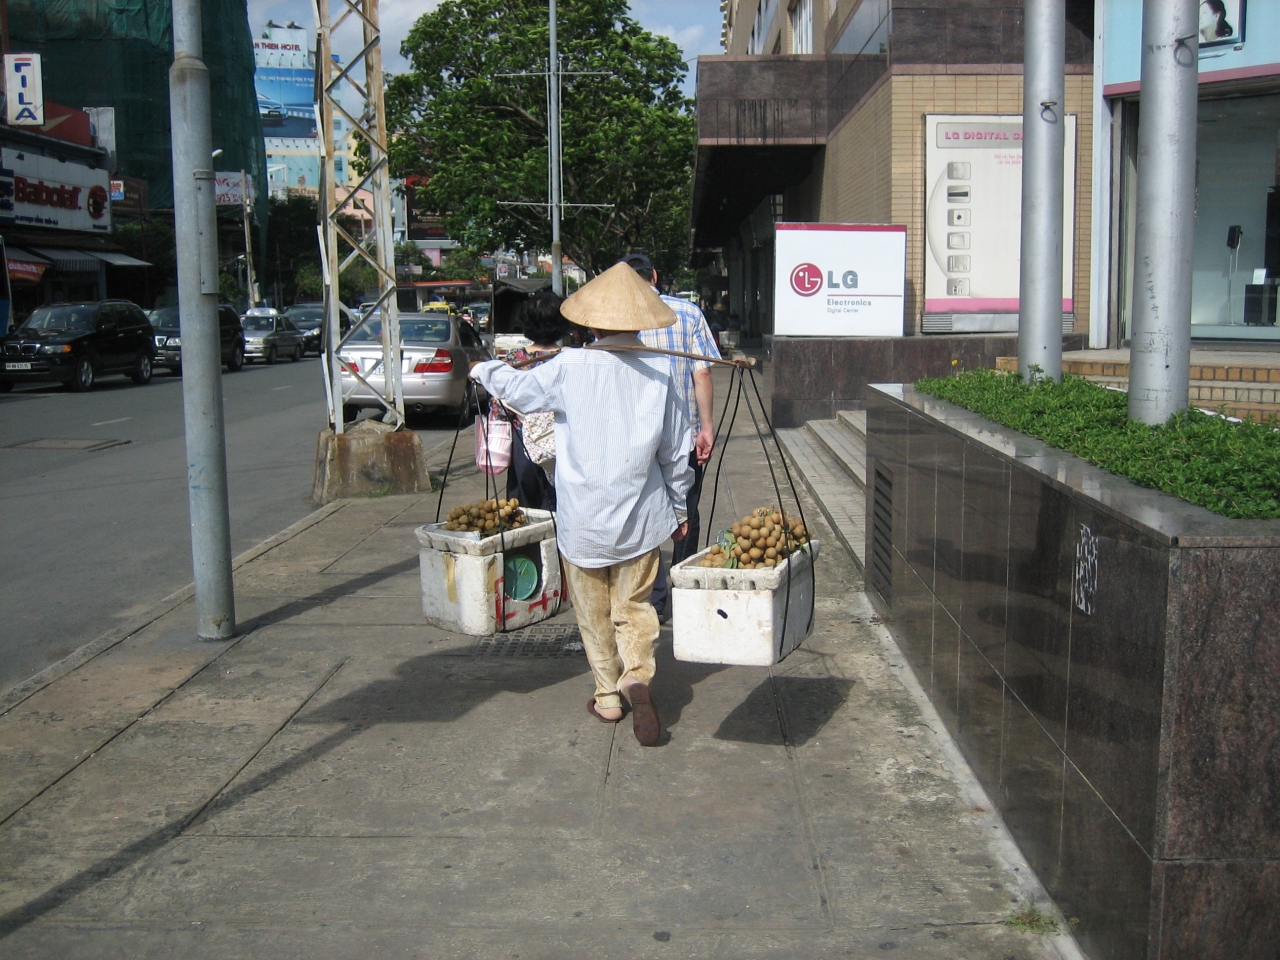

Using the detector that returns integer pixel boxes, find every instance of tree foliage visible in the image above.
[386,0,695,280]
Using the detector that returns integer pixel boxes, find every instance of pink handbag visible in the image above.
[475,410,512,474]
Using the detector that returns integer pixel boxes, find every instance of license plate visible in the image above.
[5,362,31,371]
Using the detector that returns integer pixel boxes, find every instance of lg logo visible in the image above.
[790,263,822,297]
[790,262,861,298]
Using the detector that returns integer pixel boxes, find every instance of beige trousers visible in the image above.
[561,549,661,711]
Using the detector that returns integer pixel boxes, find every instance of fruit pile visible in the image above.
[441,498,528,533]
[698,507,809,569]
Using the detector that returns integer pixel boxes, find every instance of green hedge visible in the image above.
[914,370,1280,520]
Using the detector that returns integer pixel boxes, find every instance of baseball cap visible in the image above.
[619,252,654,276]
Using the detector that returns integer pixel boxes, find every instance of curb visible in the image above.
[0,499,349,717]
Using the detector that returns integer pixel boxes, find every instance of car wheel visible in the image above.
[0,380,12,393]
[265,346,277,365]
[227,342,244,372]
[69,356,95,392]
[342,403,361,424]
[291,344,303,362]
[130,353,153,385]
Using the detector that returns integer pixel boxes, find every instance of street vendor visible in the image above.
[469,263,694,747]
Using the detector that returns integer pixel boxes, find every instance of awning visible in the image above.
[28,247,102,274]
[5,247,51,284]
[89,251,152,268]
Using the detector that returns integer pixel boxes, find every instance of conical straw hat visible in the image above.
[561,262,676,331]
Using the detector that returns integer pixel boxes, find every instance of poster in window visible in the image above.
[1199,0,1245,47]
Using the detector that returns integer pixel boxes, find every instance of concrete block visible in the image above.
[312,428,431,503]
[669,542,819,666]
[415,512,566,635]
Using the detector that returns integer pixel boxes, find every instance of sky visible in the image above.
[244,0,724,93]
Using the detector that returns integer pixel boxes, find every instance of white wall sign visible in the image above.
[774,223,906,337]
[1,149,110,232]
[214,171,255,206]
[4,54,44,126]
[923,114,1076,316]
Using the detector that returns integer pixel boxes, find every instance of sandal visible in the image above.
[587,698,622,724]
[621,682,661,746]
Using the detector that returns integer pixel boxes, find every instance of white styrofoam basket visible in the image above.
[670,540,819,666]
[415,508,567,635]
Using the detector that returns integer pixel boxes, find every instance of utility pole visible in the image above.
[240,169,259,306]
[549,0,563,295]
[169,0,235,640]
[1017,0,1066,381]
[1127,0,1198,424]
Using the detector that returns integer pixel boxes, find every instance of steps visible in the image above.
[995,353,1280,421]
[777,412,867,572]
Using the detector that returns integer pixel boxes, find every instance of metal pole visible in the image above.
[240,168,258,306]
[1017,0,1066,381]
[1127,0,1198,424]
[549,0,564,296]
[169,0,235,640]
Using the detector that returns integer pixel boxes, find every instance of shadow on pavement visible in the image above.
[714,675,852,746]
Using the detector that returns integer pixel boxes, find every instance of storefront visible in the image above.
[0,126,149,325]
[1102,0,1280,342]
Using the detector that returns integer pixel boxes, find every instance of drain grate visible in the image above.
[5,438,130,452]
[473,623,586,658]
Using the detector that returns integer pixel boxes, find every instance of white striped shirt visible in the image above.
[471,334,694,568]
[637,295,721,435]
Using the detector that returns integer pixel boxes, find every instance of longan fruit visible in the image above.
[765,547,777,559]
[749,547,763,560]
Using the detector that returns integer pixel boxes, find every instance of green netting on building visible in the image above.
[11,0,267,216]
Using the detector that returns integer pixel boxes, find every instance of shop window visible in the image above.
[1116,91,1280,339]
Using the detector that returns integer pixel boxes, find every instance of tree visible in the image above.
[262,195,324,306]
[386,0,695,280]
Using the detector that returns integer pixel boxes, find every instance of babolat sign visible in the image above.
[774,223,906,337]
[0,149,111,232]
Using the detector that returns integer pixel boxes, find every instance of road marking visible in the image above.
[273,385,293,391]
[91,417,132,426]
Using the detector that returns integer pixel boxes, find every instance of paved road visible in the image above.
[0,357,457,695]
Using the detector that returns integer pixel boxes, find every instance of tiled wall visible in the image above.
[819,79,893,223]
[864,388,1280,960]
[889,70,1095,334]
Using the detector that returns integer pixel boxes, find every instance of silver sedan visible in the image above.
[241,309,306,364]
[337,314,492,421]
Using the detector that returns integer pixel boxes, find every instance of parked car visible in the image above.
[282,303,325,355]
[240,307,305,364]
[151,304,246,374]
[0,300,154,392]
[337,313,491,421]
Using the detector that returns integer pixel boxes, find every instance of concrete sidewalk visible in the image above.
[0,369,1080,959]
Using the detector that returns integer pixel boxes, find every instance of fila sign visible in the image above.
[774,223,906,337]
[4,54,44,126]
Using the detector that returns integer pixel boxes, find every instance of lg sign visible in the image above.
[789,262,860,298]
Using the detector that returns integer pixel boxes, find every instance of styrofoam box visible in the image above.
[670,541,819,666]
[415,509,567,635]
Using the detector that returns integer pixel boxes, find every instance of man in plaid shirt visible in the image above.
[622,254,721,611]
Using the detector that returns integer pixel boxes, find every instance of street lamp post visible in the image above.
[1017,0,1067,382]
[168,0,235,640]
[1127,0,1199,425]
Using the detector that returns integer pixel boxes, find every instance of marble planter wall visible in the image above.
[770,334,1087,427]
[863,384,1280,960]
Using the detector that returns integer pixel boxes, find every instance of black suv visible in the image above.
[282,303,325,355]
[0,300,155,393]
[151,304,246,375]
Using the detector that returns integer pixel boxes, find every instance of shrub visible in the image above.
[914,370,1280,520]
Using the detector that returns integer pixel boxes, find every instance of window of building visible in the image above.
[832,0,890,56]
[1115,90,1280,340]
[790,0,813,54]
[748,0,777,54]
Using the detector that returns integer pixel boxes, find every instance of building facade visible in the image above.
[1098,0,1280,344]
[698,0,1095,341]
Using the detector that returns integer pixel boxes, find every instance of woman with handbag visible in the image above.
[504,291,569,511]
